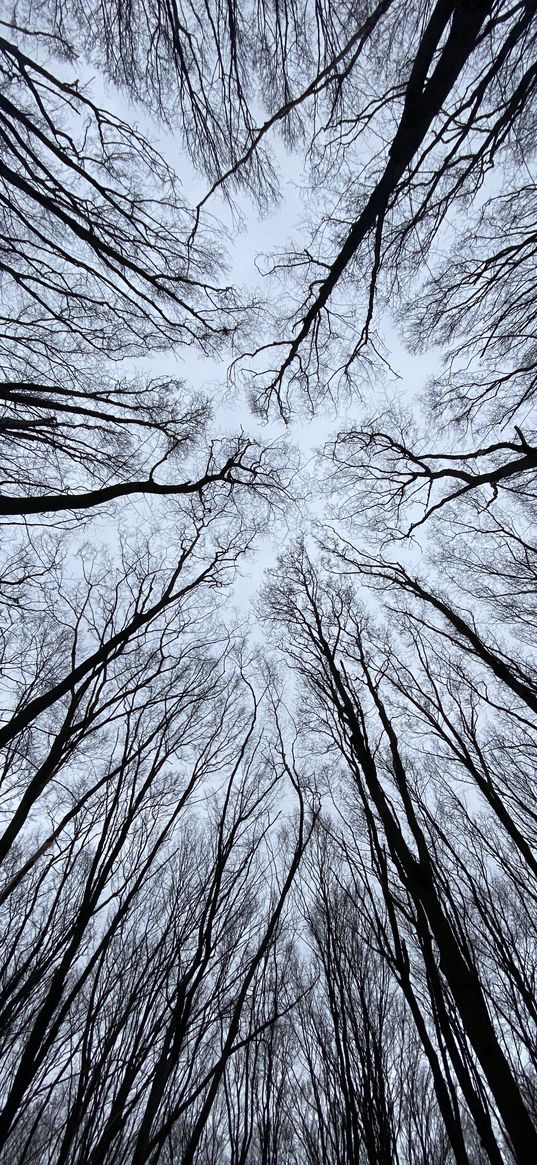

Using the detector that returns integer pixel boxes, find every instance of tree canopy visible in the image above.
[1,1,537,1162]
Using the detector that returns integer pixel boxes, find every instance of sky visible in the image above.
[73,65,442,621]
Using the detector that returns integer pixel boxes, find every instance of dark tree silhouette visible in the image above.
[264,545,537,1163]
[2,0,537,1161]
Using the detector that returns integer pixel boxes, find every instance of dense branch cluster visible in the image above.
[1,1,537,1163]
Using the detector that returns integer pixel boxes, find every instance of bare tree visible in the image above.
[264,544,537,1163]
[238,0,537,417]
[3,2,537,1162]
[325,417,537,539]
[0,533,316,1162]
[0,31,244,363]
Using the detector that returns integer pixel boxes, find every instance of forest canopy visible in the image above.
[1,1,537,1163]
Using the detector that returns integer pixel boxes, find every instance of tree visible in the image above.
[0,18,290,524]
[0,30,243,357]
[0,526,316,1163]
[237,0,537,418]
[264,545,537,1162]
[2,0,537,1161]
